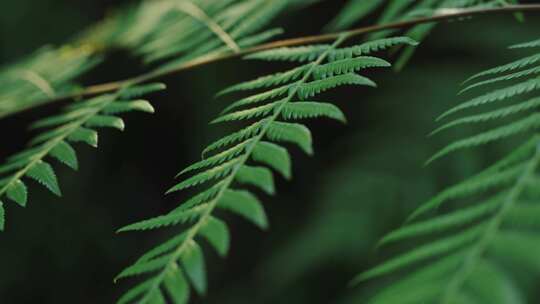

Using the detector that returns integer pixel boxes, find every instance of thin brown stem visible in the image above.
[9,4,540,117]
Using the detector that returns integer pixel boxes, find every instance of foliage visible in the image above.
[0,0,289,119]
[1,1,540,304]
[0,83,164,231]
[354,38,540,304]
[114,35,417,304]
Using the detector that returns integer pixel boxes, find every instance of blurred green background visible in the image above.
[1,1,540,303]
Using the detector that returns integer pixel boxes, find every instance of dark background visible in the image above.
[1,1,539,303]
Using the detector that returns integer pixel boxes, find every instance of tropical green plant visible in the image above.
[1,1,540,304]
[114,35,418,304]
[0,83,164,230]
[354,37,540,304]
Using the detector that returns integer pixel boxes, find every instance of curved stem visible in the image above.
[6,4,540,119]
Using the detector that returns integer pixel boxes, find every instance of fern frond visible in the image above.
[117,35,404,303]
[220,85,291,114]
[217,65,310,96]
[313,56,390,79]
[281,102,346,122]
[358,38,540,304]
[251,142,291,179]
[379,195,502,247]
[202,119,268,156]
[438,78,540,120]
[428,113,540,164]
[357,223,487,282]
[509,37,540,49]
[464,53,540,83]
[298,73,376,99]
[328,37,418,61]
[212,101,282,123]
[245,45,330,62]
[431,97,540,136]
[459,65,540,94]
[180,141,251,175]
[0,83,164,231]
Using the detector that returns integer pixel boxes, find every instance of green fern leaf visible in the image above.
[50,141,79,170]
[181,241,207,295]
[26,161,61,196]
[119,82,166,99]
[167,158,240,194]
[235,165,275,195]
[217,65,309,96]
[428,113,540,163]
[504,204,540,229]
[218,189,268,229]
[459,65,540,94]
[66,95,113,112]
[313,56,390,79]
[439,78,540,120]
[6,180,28,207]
[245,45,330,62]
[379,196,502,247]
[116,254,171,281]
[137,233,188,264]
[102,100,155,114]
[509,38,540,49]
[0,159,29,175]
[251,141,291,179]
[463,53,540,84]
[282,101,346,122]
[30,108,92,129]
[180,141,250,175]
[220,85,291,114]
[117,279,155,304]
[357,224,486,282]
[169,184,224,215]
[118,207,204,232]
[489,232,540,271]
[328,37,418,61]
[266,121,313,155]
[202,119,267,156]
[164,270,190,304]
[431,97,540,136]
[363,253,466,304]
[298,73,376,99]
[213,101,281,123]
[409,164,523,221]
[30,126,71,146]
[67,127,99,147]
[200,216,230,257]
[147,290,166,304]
[85,115,125,131]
